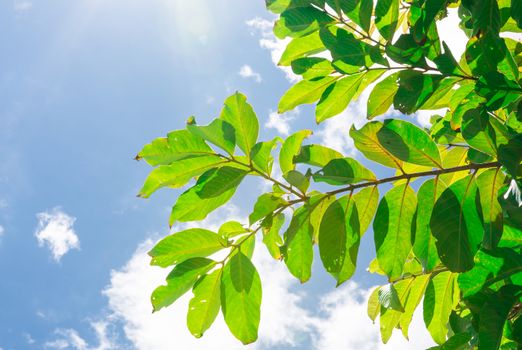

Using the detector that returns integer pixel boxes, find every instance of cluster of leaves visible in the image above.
[136,0,522,349]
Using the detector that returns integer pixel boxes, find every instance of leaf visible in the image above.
[378,283,405,312]
[137,130,213,166]
[250,138,280,174]
[477,168,505,250]
[316,70,385,122]
[187,268,222,338]
[377,119,442,168]
[249,193,288,226]
[414,178,445,271]
[350,122,405,171]
[341,0,373,32]
[284,170,310,193]
[393,71,444,115]
[219,92,259,157]
[187,119,236,155]
[375,0,399,41]
[279,31,325,66]
[278,76,338,113]
[367,72,399,119]
[170,170,240,224]
[368,287,381,322]
[261,213,285,259]
[462,108,507,157]
[319,196,361,285]
[427,333,472,350]
[374,184,417,279]
[458,248,522,297]
[196,167,249,198]
[379,278,414,343]
[353,186,380,235]
[279,129,313,174]
[274,6,333,39]
[283,205,314,282]
[430,175,483,272]
[221,252,262,344]
[313,157,376,185]
[149,228,224,267]
[498,134,522,178]
[294,144,343,167]
[138,155,226,198]
[218,221,248,240]
[423,271,459,345]
[399,274,431,338]
[310,194,336,242]
[439,147,469,186]
[151,258,215,312]
[291,57,334,79]
[479,285,522,350]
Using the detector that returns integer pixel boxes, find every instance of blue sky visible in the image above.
[0,1,457,349]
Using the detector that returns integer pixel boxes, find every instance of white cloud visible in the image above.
[0,225,4,237]
[45,322,116,350]
[246,17,298,82]
[312,282,435,349]
[437,8,468,60]
[14,0,33,12]
[23,332,36,345]
[35,208,80,262]
[239,65,262,83]
[265,109,299,136]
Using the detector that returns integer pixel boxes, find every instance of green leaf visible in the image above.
[430,175,483,272]
[379,278,414,343]
[439,147,469,186]
[368,287,381,321]
[249,193,288,226]
[414,178,446,271]
[375,0,399,41]
[313,157,376,185]
[149,228,224,267]
[458,248,522,297]
[219,92,259,157]
[378,283,405,312]
[309,194,336,242]
[353,186,380,235]
[462,108,509,157]
[261,213,285,259]
[477,168,505,250]
[279,31,325,66]
[151,258,215,312]
[319,196,361,285]
[374,184,417,279]
[283,205,314,282]
[137,130,213,166]
[274,6,333,39]
[294,144,343,167]
[479,285,522,350]
[316,70,385,122]
[393,71,444,115]
[251,139,280,175]
[221,252,262,344]
[218,221,248,240]
[291,57,334,79]
[341,0,373,32]
[498,134,522,178]
[187,119,236,155]
[266,0,325,14]
[399,274,431,338]
[350,122,405,171]
[187,268,222,338]
[170,170,240,224]
[378,119,442,168]
[367,72,399,119]
[283,170,310,193]
[138,155,226,198]
[278,76,338,113]
[427,333,472,350]
[196,167,249,198]
[279,129,313,174]
[423,271,459,345]
[512,0,522,28]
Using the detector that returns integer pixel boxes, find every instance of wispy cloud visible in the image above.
[45,322,116,350]
[14,0,33,12]
[35,208,80,262]
[239,65,262,83]
[264,109,298,136]
[246,17,298,83]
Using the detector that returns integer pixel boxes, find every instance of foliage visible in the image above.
[137,0,522,348]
